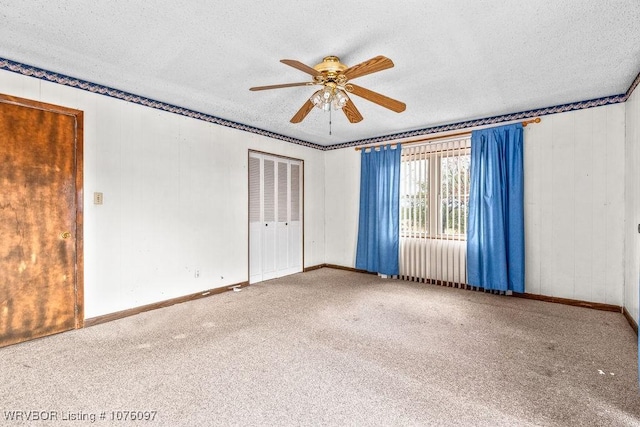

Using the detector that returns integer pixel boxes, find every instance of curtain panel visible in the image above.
[355,145,401,276]
[467,123,525,292]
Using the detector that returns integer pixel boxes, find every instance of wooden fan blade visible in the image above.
[290,99,315,123]
[342,99,363,123]
[250,82,311,91]
[280,59,321,76]
[343,55,394,80]
[348,84,406,113]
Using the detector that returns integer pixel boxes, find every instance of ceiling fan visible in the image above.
[249,55,406,124]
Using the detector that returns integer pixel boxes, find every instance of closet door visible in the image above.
[248,155,262,284]
[287,162,302,273]
[248,152,303,284]
[261,157,278,281]
[276,160,290,273]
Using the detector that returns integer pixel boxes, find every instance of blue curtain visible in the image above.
[467,123,524,292]
[355,145,401,276]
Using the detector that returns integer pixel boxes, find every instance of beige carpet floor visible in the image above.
[1,268,639,426]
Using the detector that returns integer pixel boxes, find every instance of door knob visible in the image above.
[60,231,71,239]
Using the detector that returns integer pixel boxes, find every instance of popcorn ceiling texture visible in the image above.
[0,0,639,146]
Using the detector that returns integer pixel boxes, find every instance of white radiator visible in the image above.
[399,238,467,287]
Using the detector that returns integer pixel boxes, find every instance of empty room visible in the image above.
[1,1,639,426]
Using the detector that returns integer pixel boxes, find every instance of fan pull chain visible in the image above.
[329,107,332,135]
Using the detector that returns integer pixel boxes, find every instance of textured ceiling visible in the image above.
[1,1,639,147]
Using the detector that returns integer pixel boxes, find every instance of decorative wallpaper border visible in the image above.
[624,70,640,100]
[1,57,637,152]
[325,93,627,151]
[0,57,326,151]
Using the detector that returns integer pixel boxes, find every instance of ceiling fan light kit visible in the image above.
[250,55,406,124]
[310,85,349,111]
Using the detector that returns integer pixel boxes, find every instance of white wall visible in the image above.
[324,104,627,306]
[324,148,361,266]
[625,86,640,324]
[0,69,325,318]
[525,104,626,306]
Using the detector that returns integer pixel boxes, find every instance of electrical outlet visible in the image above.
[94,192,103,205]
[195,269,200,278]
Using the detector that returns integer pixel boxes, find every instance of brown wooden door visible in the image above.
[0,95,83,347]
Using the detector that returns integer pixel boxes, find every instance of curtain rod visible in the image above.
[354,117,541,151]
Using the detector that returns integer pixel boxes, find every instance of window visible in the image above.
[400,138,471,239]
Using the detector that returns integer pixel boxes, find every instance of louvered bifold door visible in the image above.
[249,154,262,284]
[249,152,303,284]
[262,157,278,280]
[288,162,302,273]
[276,160,289,272]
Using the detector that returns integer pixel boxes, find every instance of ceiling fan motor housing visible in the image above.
[313,56,348,78]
